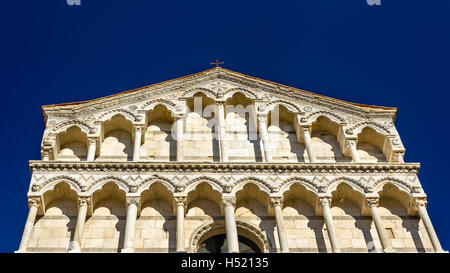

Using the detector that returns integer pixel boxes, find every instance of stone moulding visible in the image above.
[28,161,420,175]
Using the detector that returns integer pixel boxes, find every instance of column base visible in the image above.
[383,247,395,253]
[121,248,135,253]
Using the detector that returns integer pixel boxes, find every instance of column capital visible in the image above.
[300,126,312,134]
[87,137,98,145]
[365,196,379,207]
[173,113,185,119]
[270,196,284,208]
[222,196,236,207]
[174,196,187,207]
[318,195,332,207]
[126,196,140,206]
[133,124,145,132]
[413,197,427,209]
[345,139,357,148]
[257,114,268,122]
[78,197,91,208]
[28,197,42,208]
[215,100,226,105]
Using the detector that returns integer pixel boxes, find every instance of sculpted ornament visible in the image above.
[366,197,379,207]
[270,197,283,207]
[175,196,187,207]
[28,198,41,208]
[414,198,427,209]
[126,196,140,206]
[222,196,236,207]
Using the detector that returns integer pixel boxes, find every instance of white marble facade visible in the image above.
[17,67,445,253]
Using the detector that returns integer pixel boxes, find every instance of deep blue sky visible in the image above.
[1,0,449,252]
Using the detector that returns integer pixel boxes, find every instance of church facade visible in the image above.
[17,67,445,253]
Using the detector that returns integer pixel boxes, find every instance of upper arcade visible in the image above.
[39,67,406,164]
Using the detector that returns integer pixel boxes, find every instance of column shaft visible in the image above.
[322,203,340,253]
[224,204,239,253]
[258,116,272,162]
[122,203,138,252]
[217,103,228,161]
[176,204,185,251]
[87,139,96,161]
[347,140,361,163]
[303,129,317,163]
[70,202,88,252]
[417,204,444,252]
[176,117,184,161]
[18,203,39,252]
[133,126,142,161]
[370,205,392,252]
[274,205,289,253]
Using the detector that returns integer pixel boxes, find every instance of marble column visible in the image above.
[18,198,41,252]
[367,197,393,253]
[320,196,340,253]
[175,196,187,252]
[414,198,445,253]
[271,197,289,253]
[122,197,139,253]
[258,114,272,162]
[87,137,97,161]
[223,196,239,253]
[175,115,184,161]
[132,125,143,161]
[216,102,228,162]
[69,197,89,253]
[302,127,317,163]
[346,139,361,163]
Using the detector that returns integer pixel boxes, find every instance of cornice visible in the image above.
[28,161,420,175]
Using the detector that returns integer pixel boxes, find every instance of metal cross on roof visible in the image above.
[210,59,224,67]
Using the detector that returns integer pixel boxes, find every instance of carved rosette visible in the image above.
[222,196,236,207]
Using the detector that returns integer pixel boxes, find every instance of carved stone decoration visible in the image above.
[78,197,91,208]
[28,197,42,208]
[174,196,187,207]
[319,196,331,207]
[222,196,236,207]
[175,185,185,193]
[413,198,427,209]
[366,197,379,207]
[126,196,140,206]
[270,197,283,207]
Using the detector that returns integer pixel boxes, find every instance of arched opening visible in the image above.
[140,105,176,161]
[282,184,323,252]
[331,183,376,252]
[98,115,133,161]
[136,183,175,252]
[56,126,88,161]
[310,116,348,163]
[29,183,78,252]
[82,182,126,252]
[377,184,431,252]
[198,234,261,253]
[224,92,261,162]
[268,105,305,162]
[184,93,218,161]
[357,127,387,162]
[186,183,222,219]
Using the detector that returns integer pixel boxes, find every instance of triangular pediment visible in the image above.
[42,67,397,128]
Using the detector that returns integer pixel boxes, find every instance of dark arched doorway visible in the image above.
[198,234,262,253]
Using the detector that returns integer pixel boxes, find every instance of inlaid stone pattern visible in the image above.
[17,67,445,253]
